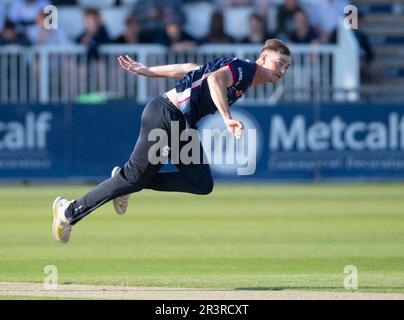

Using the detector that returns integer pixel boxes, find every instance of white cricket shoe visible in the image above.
[52,196,73,244]
[111,166,130,215]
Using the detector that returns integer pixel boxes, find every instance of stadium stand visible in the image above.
[353,0,404,101]
[0,0,360,104]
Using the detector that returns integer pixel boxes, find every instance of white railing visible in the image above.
[0,41,358,105]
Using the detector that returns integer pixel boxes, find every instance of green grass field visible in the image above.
[1,183,404,293]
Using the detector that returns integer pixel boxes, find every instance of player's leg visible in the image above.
[147,169,213,195]
[143,117,214,195]
[52,98,169,243]
[146,138,214,195]
[66,98,170,224]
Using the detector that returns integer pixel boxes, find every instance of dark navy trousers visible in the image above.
[66,96,213,225]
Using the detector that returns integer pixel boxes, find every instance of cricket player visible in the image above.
[52,39,291,243]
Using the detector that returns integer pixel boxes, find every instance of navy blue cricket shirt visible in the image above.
[173,57,257,128]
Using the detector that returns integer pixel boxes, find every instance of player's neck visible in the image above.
[251,63,274,86]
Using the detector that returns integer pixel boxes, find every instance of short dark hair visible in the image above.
[261,39,291,56]
[84,8,101,18]
[4,20,16,30]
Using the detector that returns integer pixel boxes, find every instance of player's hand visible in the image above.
[118,55,150,77]
[224,118,244,139]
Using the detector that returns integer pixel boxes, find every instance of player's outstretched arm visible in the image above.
[207,67,244,139]
[118,55,199,80]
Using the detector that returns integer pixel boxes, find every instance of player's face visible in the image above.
[262,51,291,83]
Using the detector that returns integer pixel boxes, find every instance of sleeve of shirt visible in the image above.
[225,58,256,89]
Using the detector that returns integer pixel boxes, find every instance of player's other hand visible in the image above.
[118,55,150,77]
[224,118,244,139]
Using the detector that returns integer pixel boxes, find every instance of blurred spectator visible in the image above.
[256,0,272,14]
[76,8,110,60]
[276,0,303,41]
[8,0,50,29]
[288,10,319,44]
[202,10,234,44]
[132,0,185,41]
[156,15,197,53]
[241,12,275,44]
[307,0,348,44]
[0,20,31,46]
[114,15,150,44]
[27,11,69,45]
[353,11,374,82]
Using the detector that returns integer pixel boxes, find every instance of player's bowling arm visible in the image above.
[207,67,233,120]
[207,67,244,139]
[118,55,198,79]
